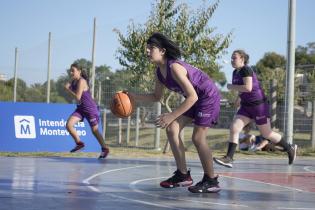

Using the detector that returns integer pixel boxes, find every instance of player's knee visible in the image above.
[191,137,198,146]
[230,124,241,133]
[91,126,98,134]
[165,124,178,138]
[191,137,202,148]
[66,122,72,131]
[261,131,272,139]
[166,126,175,136]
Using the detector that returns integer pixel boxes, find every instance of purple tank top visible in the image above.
[70,78,98,113]
[232,66,266,103]
[156,59,219,99]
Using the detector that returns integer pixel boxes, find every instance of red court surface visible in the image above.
[221,172,315,193]
[0,156,314,210]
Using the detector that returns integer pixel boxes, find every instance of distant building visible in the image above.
[0,73,7,82]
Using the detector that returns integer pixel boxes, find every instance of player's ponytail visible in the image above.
[233,49,249,65]
[80,69,89,85]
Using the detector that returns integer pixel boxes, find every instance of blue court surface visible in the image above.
[0,156,314,210]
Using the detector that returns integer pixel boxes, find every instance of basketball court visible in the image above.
[0,156,314,210]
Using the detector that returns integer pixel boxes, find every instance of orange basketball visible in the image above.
[110,91,134,118]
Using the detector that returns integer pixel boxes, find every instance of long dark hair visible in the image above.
[147,32,181,60]
[70,63,89,84]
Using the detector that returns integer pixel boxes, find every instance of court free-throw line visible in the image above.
[83,165,183,209]
[83,165,149,192]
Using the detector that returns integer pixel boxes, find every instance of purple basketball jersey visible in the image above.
[232,66,266,103]
[70,78,99,126]
[232,66,270,125]
[156,59,220,127]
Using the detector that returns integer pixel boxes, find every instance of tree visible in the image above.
[0,80,12,101]
[255,52,286,101]
[296,42,315,65]
[25,83,46,102]
[5,78,28,102]
[94,64,114,108]
[295,42,315,101]
[114,0,232,91]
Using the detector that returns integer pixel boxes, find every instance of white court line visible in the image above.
[215,171,314,174]
[277,208,315,210]
[108,194,183,210]
[82,165,185,209]
[303,166,315,173]
[83,165,313,209]
[82,165,149,192]
[221,175,305,192]
[221,173,315,210]
[130,177,249,208]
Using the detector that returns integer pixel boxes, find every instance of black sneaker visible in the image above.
[98,147,109,159]
[160,169,193,188]
[288,144,297,165]
[70,142,85,153]
[188,174,221,193]
[213,156,233,168]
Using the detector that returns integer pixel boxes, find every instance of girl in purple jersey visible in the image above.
[213,50,297,168]
[127,32,221,193]
[64,63,109,159]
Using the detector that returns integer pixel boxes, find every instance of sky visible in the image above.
[0,0,314,85]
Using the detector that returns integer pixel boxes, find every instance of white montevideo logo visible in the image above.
[14,115,36,139]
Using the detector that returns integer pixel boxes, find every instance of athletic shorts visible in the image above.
[183,93,220,127]
[237,102,270,125]
[71,108,100,127]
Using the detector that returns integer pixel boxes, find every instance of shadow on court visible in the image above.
[0,156,314,210]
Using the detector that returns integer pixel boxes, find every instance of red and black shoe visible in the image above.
[160,169,193,188]
[70,142,85,153]
[98,147,109,159]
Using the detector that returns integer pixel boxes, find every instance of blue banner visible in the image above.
[0,102,102,152]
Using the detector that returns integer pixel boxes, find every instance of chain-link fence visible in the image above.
[1,53,315,151]
[99,79,315,151]
[0,75,315,150]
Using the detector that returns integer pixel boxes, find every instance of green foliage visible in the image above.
[254,43,315,104]
[94,64,115,107]
[0,81,13,101]
[255,52,286,101]
[220,90,237,105]
[114,0,232,91]
[296,42,315,65]
[295,42,315,101]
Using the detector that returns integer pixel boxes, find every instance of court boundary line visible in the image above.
[221,175,304,192]
[303,166,315,173]
[129,176,249,208]
[81,161,314,209]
